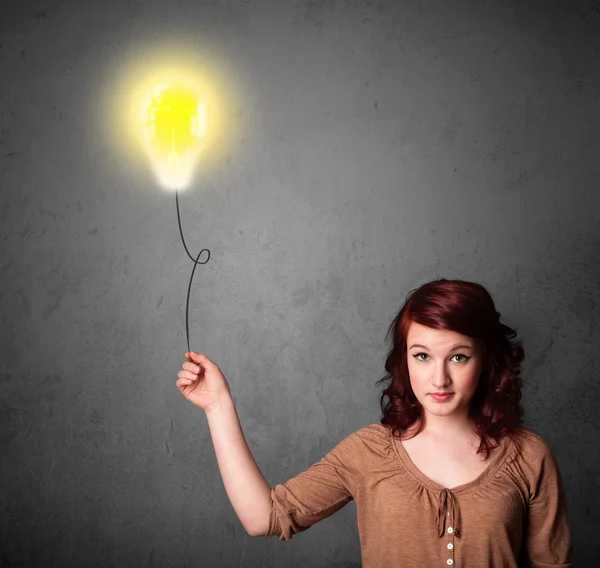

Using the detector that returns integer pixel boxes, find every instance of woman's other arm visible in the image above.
[522,432,573,567]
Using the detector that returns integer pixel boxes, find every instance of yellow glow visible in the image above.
[103,43,241,192]
[137,75,211,189]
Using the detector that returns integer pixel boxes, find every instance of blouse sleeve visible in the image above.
[262,428,365,541]
[524,438,573,567]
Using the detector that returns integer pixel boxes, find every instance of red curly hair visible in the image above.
[376,278,525,459]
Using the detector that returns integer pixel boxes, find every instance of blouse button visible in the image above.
[447,527,453,534]
[447,560,454,566]
[447,543,453,550]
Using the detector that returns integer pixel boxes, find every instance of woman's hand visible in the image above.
[176,351,232,413]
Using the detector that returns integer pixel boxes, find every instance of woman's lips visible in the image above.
[429,393,454,402]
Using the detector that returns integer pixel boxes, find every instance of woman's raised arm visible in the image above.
[177,351,272,536]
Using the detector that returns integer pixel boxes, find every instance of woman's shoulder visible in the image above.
[506,426,563,476]
[353,422,394,441]
[316,424,394,476]
[501,427,569,505]
[357,422,393,435]
[338,422,390,441]
[336,423,394,454]
[510,426,556,457]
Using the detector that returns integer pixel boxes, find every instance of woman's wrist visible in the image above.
[204,390,234,418]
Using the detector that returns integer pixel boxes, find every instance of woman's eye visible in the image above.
[412,353,471,363]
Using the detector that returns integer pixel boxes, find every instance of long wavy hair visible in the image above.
[376,278,525,459]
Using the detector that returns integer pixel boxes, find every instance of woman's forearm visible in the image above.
[205,394,272,536]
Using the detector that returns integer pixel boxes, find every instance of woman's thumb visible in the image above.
[188,351,215,367]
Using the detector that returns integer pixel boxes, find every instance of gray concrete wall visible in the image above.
[1,0,599,566]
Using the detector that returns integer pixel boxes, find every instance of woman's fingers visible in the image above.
[178,370,199,381]
[178,354,207,390]
[182,361,201,373]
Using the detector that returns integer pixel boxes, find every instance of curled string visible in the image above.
[175,189,210,353]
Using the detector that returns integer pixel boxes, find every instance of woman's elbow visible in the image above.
[246,523,269,537]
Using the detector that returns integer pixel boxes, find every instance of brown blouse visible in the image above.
[263,424,572,567]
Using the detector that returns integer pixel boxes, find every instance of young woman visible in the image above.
[176,279,572,567]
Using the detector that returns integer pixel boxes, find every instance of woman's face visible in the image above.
[406,322,483,422]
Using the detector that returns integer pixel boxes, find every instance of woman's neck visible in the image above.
[420,412,478,443]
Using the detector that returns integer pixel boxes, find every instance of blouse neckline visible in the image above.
[389,427,514,494]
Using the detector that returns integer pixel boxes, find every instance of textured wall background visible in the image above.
[1,0,599,566]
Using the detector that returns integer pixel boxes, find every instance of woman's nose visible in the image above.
[432,365,451,388]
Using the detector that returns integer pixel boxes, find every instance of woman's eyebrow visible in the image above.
[408,343,473,350]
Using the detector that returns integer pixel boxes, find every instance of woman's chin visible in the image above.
[423,400,465,418]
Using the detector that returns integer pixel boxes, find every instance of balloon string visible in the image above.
[175,189,210,353]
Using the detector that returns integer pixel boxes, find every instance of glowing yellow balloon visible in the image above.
[139,79,208,190]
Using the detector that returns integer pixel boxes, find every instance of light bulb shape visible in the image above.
[140,82,207,189]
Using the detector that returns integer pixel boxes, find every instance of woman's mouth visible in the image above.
[429,393,454,402]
